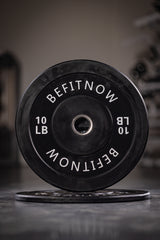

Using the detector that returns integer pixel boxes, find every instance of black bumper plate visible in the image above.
[15,189,150,203]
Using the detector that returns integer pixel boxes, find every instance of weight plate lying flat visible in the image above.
[15,189,150,203]
[16,60,148,191]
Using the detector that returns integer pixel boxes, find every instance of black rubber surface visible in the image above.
[15,189,150,203]
[16,60,149,191]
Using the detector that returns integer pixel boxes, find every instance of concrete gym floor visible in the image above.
[0,166,160,240]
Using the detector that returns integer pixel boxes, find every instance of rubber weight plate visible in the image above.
[15,189,150,203]
[16,60,148,191]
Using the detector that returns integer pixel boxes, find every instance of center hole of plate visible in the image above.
[72,114,93,136]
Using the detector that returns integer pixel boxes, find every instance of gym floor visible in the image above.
[0,166,160,240]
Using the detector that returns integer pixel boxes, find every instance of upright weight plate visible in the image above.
[16,60,148,191]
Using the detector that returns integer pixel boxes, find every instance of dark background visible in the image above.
[0,0,159,169]
[0,1,160,239]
